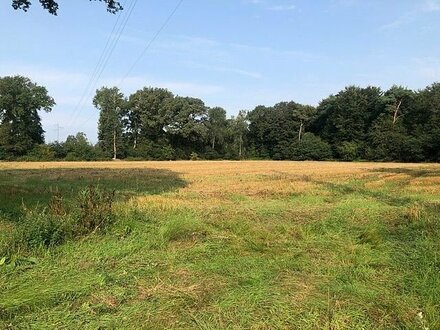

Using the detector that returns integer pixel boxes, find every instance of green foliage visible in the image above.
[366,116,425,162]
[189,152,200,161]
[207,107,228,153]
[12,209,68,251]
[16,144,56,161]
[290,133,333,160]
[74,185,115,236]
[0,75,55,158]
[126,139,176,160]
[337,141,360,161]
[94,87,126,159]
[64,132,97,161]
[2,76,440,162]
[11,0,123,15]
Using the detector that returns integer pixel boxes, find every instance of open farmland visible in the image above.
[0,161,439,329]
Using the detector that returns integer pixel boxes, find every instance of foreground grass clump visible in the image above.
[0,161,439,329]
[160,213,205,242]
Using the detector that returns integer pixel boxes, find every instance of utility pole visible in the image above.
[53,123,63,142]
[113,127,117,160]
[113,104,120,160]
[111,93,117,161]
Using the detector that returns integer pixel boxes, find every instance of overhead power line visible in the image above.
[118,0,184,87]
[66,0,138,131]
[64,2,125,130]
[77,0,184,129]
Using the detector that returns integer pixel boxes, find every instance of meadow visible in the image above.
[0,161,439,329]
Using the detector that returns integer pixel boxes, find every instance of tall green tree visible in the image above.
[93,87,125,159]
[294,105,316,141]
[207,107,228,152]
[230,110,249,159]
[127,88,174,151]
[124,87,176,159]
[314,86,383,160]
[365,86,419,161]
[0,75,55,158]
[164,96,209,158]
[414,83,440,161]
[64,132,96,160]
[248,102,313,159]
[382,86,415,127]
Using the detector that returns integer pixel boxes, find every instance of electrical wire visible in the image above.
[77,0,184,129]
[66,0,138,131]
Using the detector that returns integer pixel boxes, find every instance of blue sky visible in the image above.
[1,0,440,142]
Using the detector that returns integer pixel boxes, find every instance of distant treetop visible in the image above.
[11,0,123,15]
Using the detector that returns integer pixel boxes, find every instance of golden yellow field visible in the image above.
[2,160,439,206]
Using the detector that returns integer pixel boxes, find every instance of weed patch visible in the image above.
[1,186,115,257]
[160,213,206,243]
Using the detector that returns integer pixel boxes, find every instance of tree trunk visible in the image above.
[238,134,243,159]
[298,121,304,141]
[393,99,402,126]
[212,136,215,150]
[133,126,137,150]
[113,128,117,160]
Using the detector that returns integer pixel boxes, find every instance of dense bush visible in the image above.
[23,145,56,161]
[290,133,332,160]
[336,141,360,161]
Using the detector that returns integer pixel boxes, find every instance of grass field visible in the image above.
[0,161,439,329]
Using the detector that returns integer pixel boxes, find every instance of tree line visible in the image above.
[1,75,439,162]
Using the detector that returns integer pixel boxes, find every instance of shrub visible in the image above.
[190,152,200,161]
[12,209,68,251]
[73,185,115,235]
[337,141,360,161]
[24,145,56,161]
[157,145,175,160]
[290,133,333,160]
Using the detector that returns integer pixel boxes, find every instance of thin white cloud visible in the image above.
[414,57,440,80]
[380,1,440,30]
[102,76,224,97]
[229,42,325,62]
[245,0,296,12]
[268,4,296,11]
[244,0,264,4]
[379,12,415,30]
[160,34,324,62]
[0,64,88,87]
[184,62,262,79]
[423,0,440,12]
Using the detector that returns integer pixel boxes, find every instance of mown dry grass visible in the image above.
[0,161,439,329]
